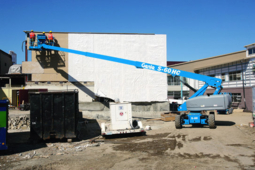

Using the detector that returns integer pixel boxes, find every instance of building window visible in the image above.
[248,48,255,55]
[229,71,241,81]
[232,93,242,102]
[252,64,255,72]
[167,76,180,85]
[168,91,189,99]
[183,91,189,97]
[221,73,225,82]
[168,91,174,96]
[209,74,215,77]
[174,91,181,99]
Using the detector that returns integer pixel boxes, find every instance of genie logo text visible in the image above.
[141,63,181,76]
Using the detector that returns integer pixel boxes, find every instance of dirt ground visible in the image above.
[1,109,255,170]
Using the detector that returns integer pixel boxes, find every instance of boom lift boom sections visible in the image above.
[31,43,223,98]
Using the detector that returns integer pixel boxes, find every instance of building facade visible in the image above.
[22,31,167,103]
[168,45,255,112]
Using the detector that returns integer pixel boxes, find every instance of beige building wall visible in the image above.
[25,32,69,81]
[0,87,23,104]
[167,86,182,91]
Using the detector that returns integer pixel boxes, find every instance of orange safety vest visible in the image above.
[48,33,53,40]
[30,32,35,39]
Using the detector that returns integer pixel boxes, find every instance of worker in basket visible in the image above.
[48,31,54,46]
[41,32,48,44]
[29,30,35,46]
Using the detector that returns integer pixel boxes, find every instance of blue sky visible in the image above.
[0,0,255,64]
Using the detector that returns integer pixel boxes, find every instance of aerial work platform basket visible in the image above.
[30,34,54,50]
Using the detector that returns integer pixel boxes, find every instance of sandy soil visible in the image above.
[1,110,255,170]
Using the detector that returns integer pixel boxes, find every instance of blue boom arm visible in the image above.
[29,35,222,112]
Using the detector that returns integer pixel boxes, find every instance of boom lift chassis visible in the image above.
[28,34,232,129]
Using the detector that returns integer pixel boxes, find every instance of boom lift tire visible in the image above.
[208,113,216,129]
[175,115,182,129]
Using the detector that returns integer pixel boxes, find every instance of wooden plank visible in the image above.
[147,118,162,121]
[162,116,175,122]
[161,113,176,122]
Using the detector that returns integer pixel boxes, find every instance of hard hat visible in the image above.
[49,30,52,33]
[43,32,45,34]
[31,30,33,32]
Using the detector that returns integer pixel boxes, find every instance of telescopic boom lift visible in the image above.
[28,34,232,129]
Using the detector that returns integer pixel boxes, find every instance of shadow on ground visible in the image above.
[0,132,47,155]
[183,120,236,129]
[104,132,146,140]
[77,118,101,140]
[132,116,156,120]
[0,117,102,155]
[215,121,235,126]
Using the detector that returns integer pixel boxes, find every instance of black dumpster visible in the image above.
[30,90,79,140]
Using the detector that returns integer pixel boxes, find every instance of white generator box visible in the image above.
[110,102,132,130]
[101,102,144,136]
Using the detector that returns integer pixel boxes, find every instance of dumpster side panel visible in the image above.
[54,94,65,139]
[64,93,76,138]
[42,94,52,140]
[30,94,43,139]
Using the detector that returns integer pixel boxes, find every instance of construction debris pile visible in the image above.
[8,116,30,130]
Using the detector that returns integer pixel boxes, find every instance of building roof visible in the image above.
[23,31,156,35]
[244,43,255,48]
[168,50,247,72]
[169,50,246,67]
[167,61,185,66]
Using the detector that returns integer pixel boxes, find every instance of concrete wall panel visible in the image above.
[68,34,167,102]
[22,61,44,73]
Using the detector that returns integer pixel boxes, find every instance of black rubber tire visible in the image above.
[228,108,233,114]
[208,114,216,129]
[175,115,182,129]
